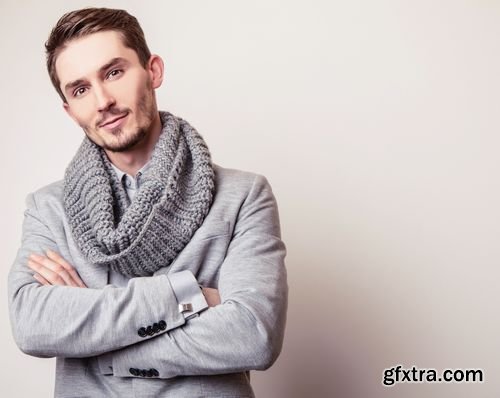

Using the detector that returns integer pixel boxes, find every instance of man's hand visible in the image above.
[202,287,221,307]
[27,249,87,288]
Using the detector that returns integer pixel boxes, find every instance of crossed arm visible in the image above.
[8,174,288,378]
[27,250,221,307]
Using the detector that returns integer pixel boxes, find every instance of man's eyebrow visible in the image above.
[64,57,130,94]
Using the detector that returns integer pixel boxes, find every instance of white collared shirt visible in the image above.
[109,160,152,201]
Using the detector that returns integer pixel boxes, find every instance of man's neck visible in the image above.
[105,112,162,176]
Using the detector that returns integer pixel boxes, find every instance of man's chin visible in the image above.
[106,127,125,136]
[103,131,147,153]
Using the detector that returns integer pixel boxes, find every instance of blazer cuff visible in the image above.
[98,351,114,375]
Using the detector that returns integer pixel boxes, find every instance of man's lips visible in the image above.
[99,113,128,129]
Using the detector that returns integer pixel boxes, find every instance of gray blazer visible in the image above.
[8,164,288,398]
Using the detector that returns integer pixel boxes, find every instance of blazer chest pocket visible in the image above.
[168,220,232,277]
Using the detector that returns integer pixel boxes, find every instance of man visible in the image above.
[7,7,287,398]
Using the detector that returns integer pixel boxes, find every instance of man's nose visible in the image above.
[94,84,115,111]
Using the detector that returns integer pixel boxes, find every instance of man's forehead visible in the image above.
[56,30,137,86]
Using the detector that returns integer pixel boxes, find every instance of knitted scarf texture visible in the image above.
[63,111,215,277]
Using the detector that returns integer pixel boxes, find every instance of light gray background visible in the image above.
[1,1,499,397]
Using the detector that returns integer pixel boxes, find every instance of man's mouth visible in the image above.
[99,113,129,130]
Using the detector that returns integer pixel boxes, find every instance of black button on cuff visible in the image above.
[158,320,167,330]
[151,368,159,377]
[152,323,160,333]
[146,326,154,336]
[140,369,147,377]
[138,327,147,337]
[129,368,139,376]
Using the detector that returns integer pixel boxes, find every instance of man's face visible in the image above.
[57,30,161,152]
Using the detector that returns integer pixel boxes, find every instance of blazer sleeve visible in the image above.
[109,174,288,378]
[7,193,187,358]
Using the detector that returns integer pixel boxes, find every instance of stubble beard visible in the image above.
[99,125,147,153]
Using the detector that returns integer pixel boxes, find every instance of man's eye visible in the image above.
[74,87,87,97]
[107,69,123,79]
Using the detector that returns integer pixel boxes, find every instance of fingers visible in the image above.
[202,287,221,307]
[33,273,50,286]
[27,251,87,288]
[28,254,77,286]
[46,249,87,288]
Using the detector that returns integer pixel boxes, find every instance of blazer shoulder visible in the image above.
[211,164,278,218]
[27,179,64,211]
[213,163,270,190]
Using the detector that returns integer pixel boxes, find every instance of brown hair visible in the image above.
[45,7,152,102]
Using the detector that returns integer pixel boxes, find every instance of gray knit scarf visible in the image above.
[63,111,215,277]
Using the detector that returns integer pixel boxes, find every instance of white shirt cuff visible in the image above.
[168,270,208,320]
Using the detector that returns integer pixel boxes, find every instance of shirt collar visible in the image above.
[110,160,152,184]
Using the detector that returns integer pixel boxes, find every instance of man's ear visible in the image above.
[147,54,164,89]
